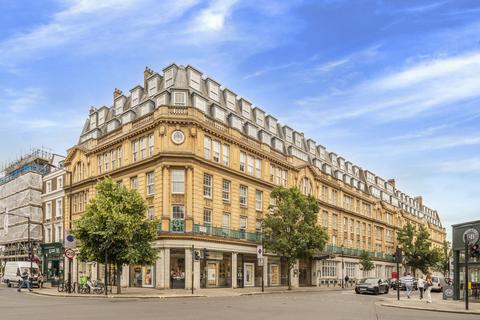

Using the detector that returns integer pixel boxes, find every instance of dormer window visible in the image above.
[213,106,226,122]
[98,110,105,125]
[147,77,158,96]
[245,123,257,138]
[225,91,236,111]
[193,94,207,113]
[89,113,97,129]
[114,98,124,116]
[189,70,201,91]
[293,132,303,148]
[173,91,186,106]
[131,89,140,106]
[241,100,251,119]
[272,137,283,152]
[308,141,316,155]
[254,109,265,127]
[338,158,345,170]
[268,118,277,134]
[207,80,219,102]
[284,128,293,143]
[330,154,337,166]
[164,68,174,88]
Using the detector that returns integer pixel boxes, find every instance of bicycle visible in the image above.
[57,281,76,293]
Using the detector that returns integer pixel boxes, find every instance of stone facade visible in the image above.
[64,64,446,289]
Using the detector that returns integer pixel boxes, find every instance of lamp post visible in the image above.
[44,163,73,293]
[341,244,344,289]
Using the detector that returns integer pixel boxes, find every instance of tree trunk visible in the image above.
[287,262,292,290]
[116,263,122,294]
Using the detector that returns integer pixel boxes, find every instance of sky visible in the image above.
[1,0,479,239]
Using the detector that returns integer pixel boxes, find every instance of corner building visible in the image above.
[65,64,446,289]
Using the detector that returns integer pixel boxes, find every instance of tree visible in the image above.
[359,251,374,274]
[263,186,329,290]
[396,222,439,275]
[75,177,158,294]
[433,240,452,277]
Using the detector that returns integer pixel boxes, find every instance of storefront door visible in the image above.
[244,263,255,287]
[207,262,218,287]
[270,264,280,286]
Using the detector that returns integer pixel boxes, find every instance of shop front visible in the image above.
[267,256,288,286]
[40,242,63,285]
[452,220,480,302]
[237,254,261,287]
[200,251,232,288]
[170,248,185,289]
[130,265,155,287]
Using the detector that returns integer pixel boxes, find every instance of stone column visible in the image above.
[232,253,238,288]
[290,260,299,288]
[185,166,193,232]
[72,255,78,284]
[164,248,170,289]
[162,166,170,232]
[263,256,269,287]
[155,249,164,289]
[185,247,192,290]
[194,255,200,289]
[121,264,129,287]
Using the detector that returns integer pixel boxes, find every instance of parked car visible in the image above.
[2,261,40,288]
[355,278,390,295]
[431,276,447,292]
[393,276,418,290]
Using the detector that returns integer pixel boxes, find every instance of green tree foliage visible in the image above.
[433,240,452,277]
[263,187,329,289]
[75,177,158,293]
[396,222,439,274]
[359,250,374,272]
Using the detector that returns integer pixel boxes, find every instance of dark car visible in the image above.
[355,278,390,295]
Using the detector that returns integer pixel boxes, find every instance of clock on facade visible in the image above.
[171,130,185,144]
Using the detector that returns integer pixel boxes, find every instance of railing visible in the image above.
[325,245,395,261]
[193,224,262,243]
[170,219,185,232]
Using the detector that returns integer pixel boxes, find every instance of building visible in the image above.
[64,64,446,289]
[40,155,66,284]
[452,220,480,301]
[0,149,52,268]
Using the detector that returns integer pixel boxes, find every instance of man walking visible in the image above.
[417,276,425,300]
[404,273,414,299]
[17,270,32,292]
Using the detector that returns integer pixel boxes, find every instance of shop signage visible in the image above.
[206,251,223,260]
[64,248,75,260]
[463,228,479,245]
[257,245,263,259]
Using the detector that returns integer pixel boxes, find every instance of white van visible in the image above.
[2,261,40,288]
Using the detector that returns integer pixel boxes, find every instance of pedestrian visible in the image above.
[404,272,414,299]
[425,274,433,303]
[17,270,32,292]
[417,276,425,300]
[344,275,350,288]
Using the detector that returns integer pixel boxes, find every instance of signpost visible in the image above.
[64,232,75,293]
[395,247,402,301]
[64,248,75,260]
[257,245,264,292]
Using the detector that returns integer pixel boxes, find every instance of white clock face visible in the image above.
[171,130,185,144]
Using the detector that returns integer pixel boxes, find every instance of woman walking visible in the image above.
[425,274,433,303]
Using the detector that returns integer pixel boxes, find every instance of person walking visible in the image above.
[417,276,425,300]
[404,273,414,299]
[425,274,433,303]
[17,270,32,292]
[344,275,350,288]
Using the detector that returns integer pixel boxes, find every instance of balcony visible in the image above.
[325,245,395,262]
[193,224,262,243]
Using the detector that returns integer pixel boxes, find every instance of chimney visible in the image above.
[113,88,123,100]
[414,196,423,206]
[144,67,154,89]
[89,106,97,115]
[387,179,396,188]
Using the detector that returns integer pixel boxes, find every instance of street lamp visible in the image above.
[341,244,344,289]
[44,163,73,293]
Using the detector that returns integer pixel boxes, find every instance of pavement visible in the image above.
[27,283,344,299]
[379,291,480,315]
[2,284,479,320]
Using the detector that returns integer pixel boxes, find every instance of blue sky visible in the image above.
[1,0,479,239]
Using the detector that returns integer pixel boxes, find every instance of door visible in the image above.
[270,264,280,286]
[207,262,218,287]
[142,266,154,288]
[244,263,255,287]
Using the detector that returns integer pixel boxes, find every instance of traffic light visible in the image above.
[470,244,480,258]
[203,248,209,259]
[194,250,200,261]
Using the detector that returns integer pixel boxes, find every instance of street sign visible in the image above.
[258,258,264,266]
[463,228,479,245]
[257,245,263,259]
[64,248,75,260]
[64,232,76,248]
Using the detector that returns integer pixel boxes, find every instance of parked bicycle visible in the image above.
[57,281,75,293]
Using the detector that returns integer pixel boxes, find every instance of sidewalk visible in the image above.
[28,284,343,299]
[378,293,480,315]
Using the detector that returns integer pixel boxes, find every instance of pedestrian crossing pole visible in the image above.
[395,246,401,301]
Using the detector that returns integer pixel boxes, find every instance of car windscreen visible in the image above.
[359,278,378,284]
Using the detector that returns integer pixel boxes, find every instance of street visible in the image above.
[0,285,476,320]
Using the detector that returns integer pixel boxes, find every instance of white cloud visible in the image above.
[432,158,480,174]
[0,88,44,113]
[190,0,239,32]
[295,49,480,125]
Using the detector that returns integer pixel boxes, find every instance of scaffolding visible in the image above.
[0,148,53,263]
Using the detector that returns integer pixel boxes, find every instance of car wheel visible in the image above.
[355,288,360,294]
[385,287,389,294]
[374,288,379,295]
[6,280,11,287]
